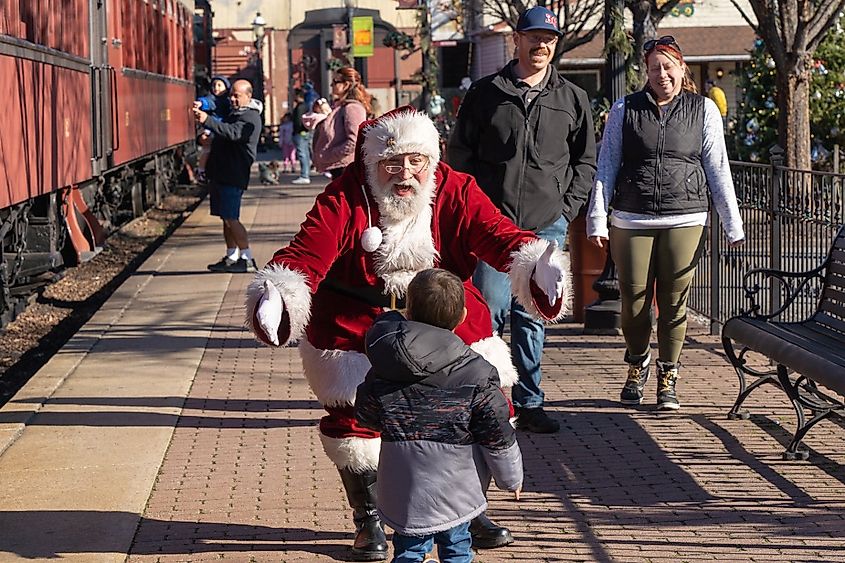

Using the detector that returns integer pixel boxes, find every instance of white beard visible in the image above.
[369,174,435,222]
[365,171,438,297]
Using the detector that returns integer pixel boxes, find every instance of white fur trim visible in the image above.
[245,265,312,345]
[320,434,381,472]
[361,110,441,170]
[373,204,438,297]
[299,339,371,407]
[508,239,571,322]
[470,335,519,388]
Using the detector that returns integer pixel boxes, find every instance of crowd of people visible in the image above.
[193,8,744,560]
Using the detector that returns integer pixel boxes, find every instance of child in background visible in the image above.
[278,113,295,173]
[355,268,523,562]
[194,76,231,183]
[301,97,331,131]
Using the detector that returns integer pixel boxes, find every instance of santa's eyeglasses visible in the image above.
[643,35,680,52]
[380,154,429,175]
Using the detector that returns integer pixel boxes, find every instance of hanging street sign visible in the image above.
[351,16,374,57]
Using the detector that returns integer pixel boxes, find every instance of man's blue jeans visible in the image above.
[473,214,569,410]
[392,521,472,562]
[293,131,311,179]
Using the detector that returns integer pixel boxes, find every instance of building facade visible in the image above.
[206,0,424,126]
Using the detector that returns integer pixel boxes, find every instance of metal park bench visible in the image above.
[721,224,845,460]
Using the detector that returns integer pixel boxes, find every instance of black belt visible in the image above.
[320,278,406,309]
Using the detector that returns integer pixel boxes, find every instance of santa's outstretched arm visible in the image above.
[244,182,354,346]
[246,264,312,346]
[457,172,571,322]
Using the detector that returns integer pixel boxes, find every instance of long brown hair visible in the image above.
[334,67,373,115]
[644,46,698,95]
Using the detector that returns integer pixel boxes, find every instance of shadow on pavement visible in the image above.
[0,510,350,559]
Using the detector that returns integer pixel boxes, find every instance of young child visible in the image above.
[278,113,295,173]
[355,268,524,562]
[300,97,331,131]
[194,76,231,183]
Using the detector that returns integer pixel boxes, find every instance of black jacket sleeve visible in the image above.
[468,381,516,450]
[564,88,598,219]
[204,113,256,143]
[446,85,480,175]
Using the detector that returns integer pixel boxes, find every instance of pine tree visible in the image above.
[732,38,778,163]
[809,17,845,166]
[734,17,845,167]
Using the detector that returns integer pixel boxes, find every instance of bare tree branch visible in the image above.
[806,0,845,50]
[729,0,760,33]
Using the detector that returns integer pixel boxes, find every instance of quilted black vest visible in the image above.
[612,90,709,215]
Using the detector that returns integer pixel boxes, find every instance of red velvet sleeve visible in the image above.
[454,170,537,271]
[269,181,356,287]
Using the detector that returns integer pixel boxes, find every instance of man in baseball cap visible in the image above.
[449,0,596,444]
[516,5,563,36]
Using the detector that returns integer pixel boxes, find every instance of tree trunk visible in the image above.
[776,54,813,170]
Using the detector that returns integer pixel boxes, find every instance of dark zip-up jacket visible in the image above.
[204,99,263,190]
[355,311,523,536]
[447,63,597,231]
[613,90,709,214]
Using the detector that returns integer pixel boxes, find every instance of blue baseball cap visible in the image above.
[516,7,562,36]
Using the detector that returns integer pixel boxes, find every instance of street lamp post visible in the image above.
[252,12,267,132]
[583,0,625,335]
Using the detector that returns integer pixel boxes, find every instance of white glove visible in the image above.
[533,241,565,307]
[256,280,283,346]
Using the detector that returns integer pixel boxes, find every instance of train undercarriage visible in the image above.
[0,144,193,326]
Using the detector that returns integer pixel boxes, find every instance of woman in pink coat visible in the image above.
[312,66,371,179]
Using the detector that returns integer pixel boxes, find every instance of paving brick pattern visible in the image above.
[128,178,845,563]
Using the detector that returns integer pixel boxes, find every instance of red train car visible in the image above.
[0,0,207,323]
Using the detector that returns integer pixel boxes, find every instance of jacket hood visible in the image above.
[364,311,472,384]
[211,75,231,90]
[240,98,263,113]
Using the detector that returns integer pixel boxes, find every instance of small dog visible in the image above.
[259,161,280,185]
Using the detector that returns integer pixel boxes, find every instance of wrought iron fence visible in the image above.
[689,148,845,333]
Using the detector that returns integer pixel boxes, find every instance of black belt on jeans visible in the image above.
[319,278,406,309]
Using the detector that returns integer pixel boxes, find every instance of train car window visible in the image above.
[121,0,135,69]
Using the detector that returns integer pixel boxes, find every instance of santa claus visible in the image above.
[247,107,570,561]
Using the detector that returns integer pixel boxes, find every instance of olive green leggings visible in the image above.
[609,225,705,365]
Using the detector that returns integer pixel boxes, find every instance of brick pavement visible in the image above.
[126,174,845,562]
[3,167,841,562]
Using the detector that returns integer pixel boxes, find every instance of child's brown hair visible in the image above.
[406,268,465,330]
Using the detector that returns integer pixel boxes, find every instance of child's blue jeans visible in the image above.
[391,521,472,562]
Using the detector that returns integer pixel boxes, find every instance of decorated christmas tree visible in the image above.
[734,18,845,167]
[732,38,778,163]
[809,17,845,166]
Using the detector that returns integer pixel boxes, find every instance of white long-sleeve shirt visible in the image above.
[586,95,745,243]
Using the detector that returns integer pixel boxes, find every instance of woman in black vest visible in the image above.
[585,37,745,410]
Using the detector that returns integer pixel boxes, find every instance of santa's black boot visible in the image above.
[338,467,388,561]
[469,474,514,548]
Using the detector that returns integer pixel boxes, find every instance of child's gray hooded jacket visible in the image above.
[355,310,523,536]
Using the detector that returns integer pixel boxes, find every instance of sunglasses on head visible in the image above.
[643,35,679,52]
